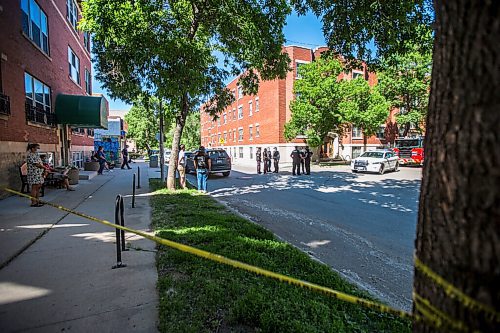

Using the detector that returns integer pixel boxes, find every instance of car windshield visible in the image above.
[360,151,384,158]
[208,150,229,159]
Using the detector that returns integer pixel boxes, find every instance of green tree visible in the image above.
[125,97,160,152]
[165,111,200,151]
[81,0,291,189]
[378,49,432,137]
[293,1,500,332]
[284,56,346,154]
[339,78,390,150]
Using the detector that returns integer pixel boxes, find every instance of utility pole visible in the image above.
[159,98,165,182]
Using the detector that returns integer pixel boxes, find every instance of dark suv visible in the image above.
[185,149,231,177]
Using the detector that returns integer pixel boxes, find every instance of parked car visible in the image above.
[351,150,399,174]
[185,149,231,176]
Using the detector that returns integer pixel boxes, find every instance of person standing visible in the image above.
[304,146,313,175]
[26,143,45,207]
[290,146,301,175]
[177,144,187,189]
[121,145,132,169]
[97,146,107,175]
[263,148,269,174]
[256,148,262,174]
[266,148,272,172]
[272,147,280,173]
[300,147,306,174]
[193,146,211,192]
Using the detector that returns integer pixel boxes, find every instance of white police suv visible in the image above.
[351,150,399,174]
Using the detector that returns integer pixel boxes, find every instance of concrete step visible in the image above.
[79,170,98,180]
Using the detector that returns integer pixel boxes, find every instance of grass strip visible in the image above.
[150,179,411,332]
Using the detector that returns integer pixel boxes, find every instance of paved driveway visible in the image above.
[188,165,421,311]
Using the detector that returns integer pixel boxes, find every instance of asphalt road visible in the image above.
[187,164,421,311]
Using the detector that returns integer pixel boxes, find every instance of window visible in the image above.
[83,31,91,52]
[237,86,243,99]
[84,69,91,94]
[87,129,94,137]
[25,72,51,113]
[249,125,253,140]
[223,113,227,124]
[238,105,243,119]
[232,109,236,120]
[296,62,307,78]
[353,71,364,79]
[218,133,221,143]
[67,0,78,30]
[233,130,236,142]
[255,124,260,137]
[68,47,80,84]
[376,126,385,139]
[352,126,362,139]
[248,101,253,116]
[239,147,243,158]
[238,128,243,141]
[223,132,227,142]
[255,98,259,112]
[71,151,83,168]
[249,147,253,159]
[21,0,49,54]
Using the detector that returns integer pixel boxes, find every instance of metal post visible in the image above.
[137,166,141,189]
[112,195,126,269]
[119,195,128,251]
[132,174,136,208]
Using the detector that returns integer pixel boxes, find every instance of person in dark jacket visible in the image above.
[121,145,132,169]
[290,146,301,175]
[304,146,313,175]
[193,146,211,192]
[266,148,272,172]
[256,148,262,174]
[272,147,280,173]
[263,148,269,174]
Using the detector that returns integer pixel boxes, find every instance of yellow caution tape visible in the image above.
[414,255,500,322]
[413,292,469,332]
[4,187,471,330]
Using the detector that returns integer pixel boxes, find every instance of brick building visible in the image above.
[0,0,108,194]
[200,45,393,166]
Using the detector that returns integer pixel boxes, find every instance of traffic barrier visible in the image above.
[137,167,141,189]
[112,195,127,269]
[4,187,498,331]
[132,174,136,208]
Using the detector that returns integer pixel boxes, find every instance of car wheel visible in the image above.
[352,170,358,173]
[378,164,385,175]
[394,162,399,172]
[222,171,230,177]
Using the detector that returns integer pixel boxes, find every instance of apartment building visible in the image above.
[200,45,391,165]
[0,0,108,194]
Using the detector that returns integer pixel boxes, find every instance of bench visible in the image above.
[19,163,62,197]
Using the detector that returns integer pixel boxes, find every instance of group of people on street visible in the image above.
[256,147,280,174]
[255,146,312,175]
[290,146,313,175]
[93,145,133,175]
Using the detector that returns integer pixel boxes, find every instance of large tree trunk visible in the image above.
[413,1,499,332]
[166,94,189,190]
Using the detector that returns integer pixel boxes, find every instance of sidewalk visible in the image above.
[0,162,157,332]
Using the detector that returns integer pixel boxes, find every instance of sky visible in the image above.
[91,11,326,111]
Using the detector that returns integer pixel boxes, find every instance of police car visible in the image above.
[351,149,399,174]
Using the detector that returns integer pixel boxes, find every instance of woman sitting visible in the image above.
[40,155,75,191]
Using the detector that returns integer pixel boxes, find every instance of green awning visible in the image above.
[55,94,108,129]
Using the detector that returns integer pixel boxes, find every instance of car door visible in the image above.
[387,152,397,168]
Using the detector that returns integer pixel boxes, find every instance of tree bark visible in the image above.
[413,1,500,332]
[166,94,189,190]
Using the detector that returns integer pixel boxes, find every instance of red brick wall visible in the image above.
[0,0,92,145]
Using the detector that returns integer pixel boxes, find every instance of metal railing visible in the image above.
[0,93,10,116]
[25,102,56,126]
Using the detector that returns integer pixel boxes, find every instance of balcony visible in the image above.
[0,93,10,116]
[25,102,56,126]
